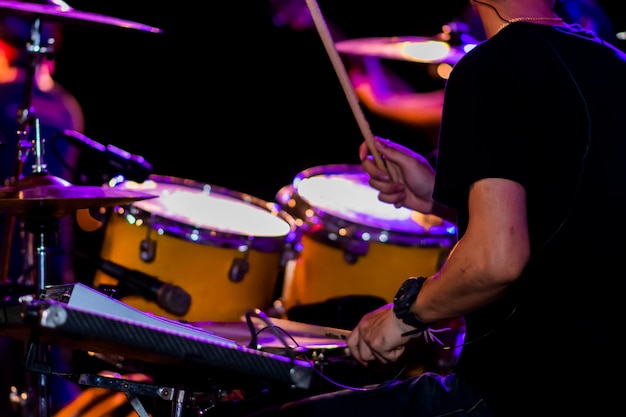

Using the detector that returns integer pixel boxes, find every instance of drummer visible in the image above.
[264,0,618,378]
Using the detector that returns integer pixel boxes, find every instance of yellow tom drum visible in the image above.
[276,164,456,311]
[93,175,298,322]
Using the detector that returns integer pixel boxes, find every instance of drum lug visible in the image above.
[229,256,249,282]
[280,243,300,267]
[343,251,358,264]
[140,238,157,263]
[343,239,369,264]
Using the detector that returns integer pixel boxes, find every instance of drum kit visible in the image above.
[0,1,466,417]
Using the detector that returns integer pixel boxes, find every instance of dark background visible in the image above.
[49,0,473,202]
[43,0,626,203]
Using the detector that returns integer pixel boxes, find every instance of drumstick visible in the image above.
[304,0,390,175]
[248,315,351,340]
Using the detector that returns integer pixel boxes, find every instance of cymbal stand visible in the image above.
[0,16,58,417]
[0,15,54,283]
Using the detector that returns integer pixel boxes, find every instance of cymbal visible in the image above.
[0,0,163,34]
[335,35,476,65]
[0,175,156,218]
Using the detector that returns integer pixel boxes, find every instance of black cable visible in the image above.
[471,0,510,23]
[243,309,412,392]
[244,309,299,360]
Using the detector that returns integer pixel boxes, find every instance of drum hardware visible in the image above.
[0,176,155,417]
[140,236,158,262]
[140,221,157,262]
[229,251,250,283]
[0,3,58,282]
[0,6,157,417]
[280,239,301,266]
[0,0,163,281]
[38,369,224,417]
[306,228,371,265]
[53,376,231,417]
[60,372,175,417]
[0,169,146,413]
[0,4,162,414]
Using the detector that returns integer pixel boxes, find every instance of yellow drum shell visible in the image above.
[93,175,297,322]
[282,234,449,309]
[276,164,456,310]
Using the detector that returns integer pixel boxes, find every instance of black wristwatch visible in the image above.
[393,277,431,335]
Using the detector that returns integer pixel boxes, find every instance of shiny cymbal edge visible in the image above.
[0,174,157,217]
[335,33,477,64]
[0,0,163,33]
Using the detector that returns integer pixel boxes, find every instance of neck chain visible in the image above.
[497,16,564,33]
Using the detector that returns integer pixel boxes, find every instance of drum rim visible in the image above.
[276,164,456,247]
[108,175,299,252]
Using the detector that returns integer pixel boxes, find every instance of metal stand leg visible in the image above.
[22,218,58,417]
[59,373,224,417]
[125,393,151,417]
[171,388,186,417]
[23,338,52,417]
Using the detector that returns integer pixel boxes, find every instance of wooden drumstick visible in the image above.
[304,0,394,176]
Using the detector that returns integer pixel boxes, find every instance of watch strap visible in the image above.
[393,276,431,333]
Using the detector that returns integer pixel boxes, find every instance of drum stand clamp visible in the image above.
[58,372,224,417]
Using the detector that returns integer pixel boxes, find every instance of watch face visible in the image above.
[396,286,411,304]
[393,277,429,330]
[403,278,419,297]
[394,286,405,302]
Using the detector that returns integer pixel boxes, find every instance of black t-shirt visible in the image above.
[433,23,626,415]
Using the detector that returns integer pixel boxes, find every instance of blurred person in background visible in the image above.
[0,9,84,286]
[0,8,85,416]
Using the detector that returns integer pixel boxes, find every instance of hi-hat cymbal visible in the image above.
[0,0,163,34]
[0,174,156,218]
[335,35,476,65]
